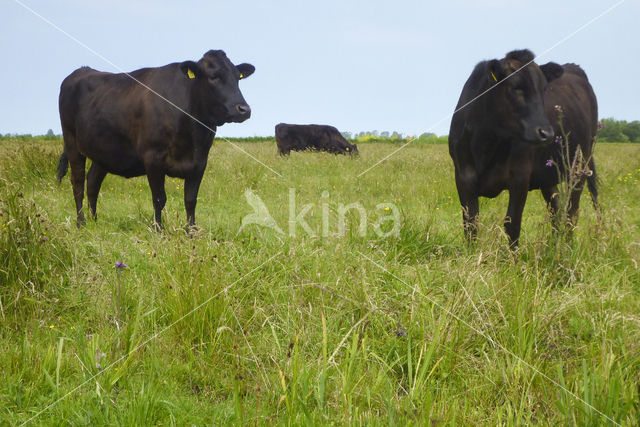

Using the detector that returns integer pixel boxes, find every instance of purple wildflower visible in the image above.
[554,135,562,144]
[115,260,128,269]
[545,159,553,167]
[597,121,605,129]
[393,327,407,337]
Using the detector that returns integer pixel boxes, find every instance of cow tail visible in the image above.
[587,157,599,210]
[57,150,69,183]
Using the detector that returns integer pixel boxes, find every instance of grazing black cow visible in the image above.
[57,50,255,229]
[449,49,598,247]
[275,123,358,156]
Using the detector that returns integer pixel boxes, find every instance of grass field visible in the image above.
[1,138,639,425]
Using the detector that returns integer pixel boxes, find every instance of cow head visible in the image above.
[334,134,358,156]
[486,49,563,144]
[180,50,255,125]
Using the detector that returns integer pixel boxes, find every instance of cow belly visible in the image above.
[109,160,146,178]
[165,157,207,178]
[79,141,146,177]
[92,156,145,178]
[529,170,558,191]
[478,186,504,198]
[476,170,509,198]
[456,166,506,199]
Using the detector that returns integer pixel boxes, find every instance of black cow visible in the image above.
[449,49,598,247]
[275,123,358,156]
[57,50,255,229]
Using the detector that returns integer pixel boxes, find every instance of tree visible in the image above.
[623,121,640,142]
[597,118,629,142]
[418,132,435,140]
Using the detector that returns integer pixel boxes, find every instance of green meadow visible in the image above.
[1,138,639,425]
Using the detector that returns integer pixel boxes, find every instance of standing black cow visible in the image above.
[275,123,358,156]
[449,49,598,247]
[58,50,254,229]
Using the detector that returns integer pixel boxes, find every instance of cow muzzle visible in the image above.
[236,104,251,116]
[524,124,555,144]
[535,126,554,142]
[229,104,251,122]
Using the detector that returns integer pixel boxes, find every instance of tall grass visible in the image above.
[0,138,638,424]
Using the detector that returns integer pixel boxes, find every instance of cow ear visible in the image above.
[487,59,504,83]
[180,61,200,80]
[540,62,564,82]
[236,63,255,80]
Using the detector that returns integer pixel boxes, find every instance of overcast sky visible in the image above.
[1,0,638,137]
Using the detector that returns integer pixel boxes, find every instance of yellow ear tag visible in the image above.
[239,73,244,79]
[187,68,195,79]
[490,71,497,82]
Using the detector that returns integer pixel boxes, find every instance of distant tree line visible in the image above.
[341,130,448,144]
[345,119,640,144]
[596,118,640,143]
[2,120,639,143]
[0,129,61,140]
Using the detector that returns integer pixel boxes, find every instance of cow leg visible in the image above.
[86,162,108,220]
[68,153,87,227]
[184,171,205,230]
[540,185,560,229]
[455,180,479,242]
[461,196,479,242]
[567,178,586,228]
[146,172,167,230]
[505,183,529,248]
